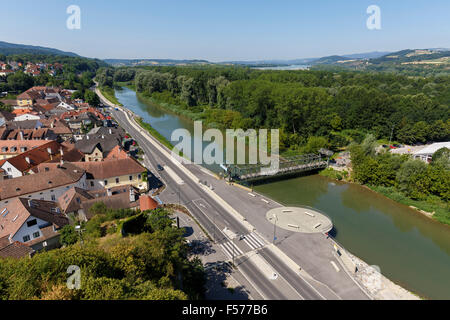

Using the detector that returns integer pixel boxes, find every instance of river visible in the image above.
[114,86,450,300]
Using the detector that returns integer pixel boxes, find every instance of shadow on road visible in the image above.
[204,261,251,300]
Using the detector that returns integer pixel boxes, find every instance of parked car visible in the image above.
[157,164,164,171]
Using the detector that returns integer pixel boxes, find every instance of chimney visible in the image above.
[107,188,112,197]
[109,128,112,135]
[129,188,135,202]
[19,131,24,140]
[51,121,54,128]
[101,135,104,139]
[25,156,30,164]
[86,135,89,140]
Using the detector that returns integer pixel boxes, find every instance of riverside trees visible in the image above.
[98,66,450,152]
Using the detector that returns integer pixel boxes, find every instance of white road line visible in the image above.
[250,233,266,247]
[330,261,340,272]
[248,193,256,197]
[219,244,233,260]
[223,241,243,256]
[245,235,260,249]
[243,238,257,250]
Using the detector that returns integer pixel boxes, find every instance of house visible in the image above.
[71,158,148,192]
[59,185,139,220]
[0,140,50,160]
[104,145,129,161]
[13,109,42,121]
[0,110,14,126]
[0,162,87,207]
[413,142,450,163]
[0,198,69,252]
[16,90,43,107]
[0,69,14,77]
[0,235,35,259]
[139,195,159,211]
[0,141,63,178]
[6,128,57,140]
[74,135,122,162]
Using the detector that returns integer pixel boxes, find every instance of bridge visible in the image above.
[223,154,328,182]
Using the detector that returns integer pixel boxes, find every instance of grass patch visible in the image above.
[100,86,122,106]
[115,81,135,91]
[320,167,349,181]
[368,185,450,226]
[136,117,174,150]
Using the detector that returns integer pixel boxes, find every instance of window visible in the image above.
[115,178,119,184]
[138,174,142,179]
[51,195,56,201]
[129,175,133,181]
[90,181,94,187]
[104,180,108,186]
[33,231,40,238]
[23,235,30,242]
[27,219,37,227]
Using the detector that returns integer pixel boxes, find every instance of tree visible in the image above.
[396,159,429,199]
[84,90,100,107]
[60,225,79,246]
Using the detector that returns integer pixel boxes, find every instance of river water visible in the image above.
[115,86,450,299]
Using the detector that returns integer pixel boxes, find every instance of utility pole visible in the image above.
[272,213,278,244]
[75,225,84,248]
[388,124,395,147]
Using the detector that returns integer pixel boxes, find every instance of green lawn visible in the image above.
[100,86,122,106]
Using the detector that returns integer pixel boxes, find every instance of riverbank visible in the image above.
[111,85,450,299]
[320,166,449,226]
[99,86,123,106]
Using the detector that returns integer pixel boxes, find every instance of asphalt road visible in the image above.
[98,93,326,300]
[95,85,373,300]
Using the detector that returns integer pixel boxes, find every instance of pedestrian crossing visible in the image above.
[219,241,243,260]
[242,232,266,250]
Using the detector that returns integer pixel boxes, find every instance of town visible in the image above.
[0,84,155,257]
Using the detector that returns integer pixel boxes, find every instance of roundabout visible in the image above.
[266,206,333,234]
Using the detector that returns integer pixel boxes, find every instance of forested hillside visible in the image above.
[0,53,106,95]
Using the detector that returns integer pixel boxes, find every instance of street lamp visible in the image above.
[75,225,84,247]
[272,213,278,244]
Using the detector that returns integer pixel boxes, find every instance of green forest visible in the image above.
[97,65,450,154]
[0,205,205,300]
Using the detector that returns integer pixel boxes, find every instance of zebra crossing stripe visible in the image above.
[244,235,260,249]
[219,244,233,259]
[221,241,243,257]
[250,233,266,247]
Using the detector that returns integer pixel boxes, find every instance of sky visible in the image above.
[0,0,449,61]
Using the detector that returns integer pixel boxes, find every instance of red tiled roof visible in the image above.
[2,141,61,173]
[139,195,158,211]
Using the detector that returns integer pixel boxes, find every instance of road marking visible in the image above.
[163,165,184,185]
[261,198,269,204]
[243,233,266,250]
[220,241,243,259]
[330,261,340,272]
[248,193,256,197]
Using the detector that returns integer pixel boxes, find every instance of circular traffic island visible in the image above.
[266,206,333,234]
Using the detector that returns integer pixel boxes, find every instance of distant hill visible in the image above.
[370,49,450,64]
[104,59,211,67]
[342,51,391,59]
[0,41,79,57]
